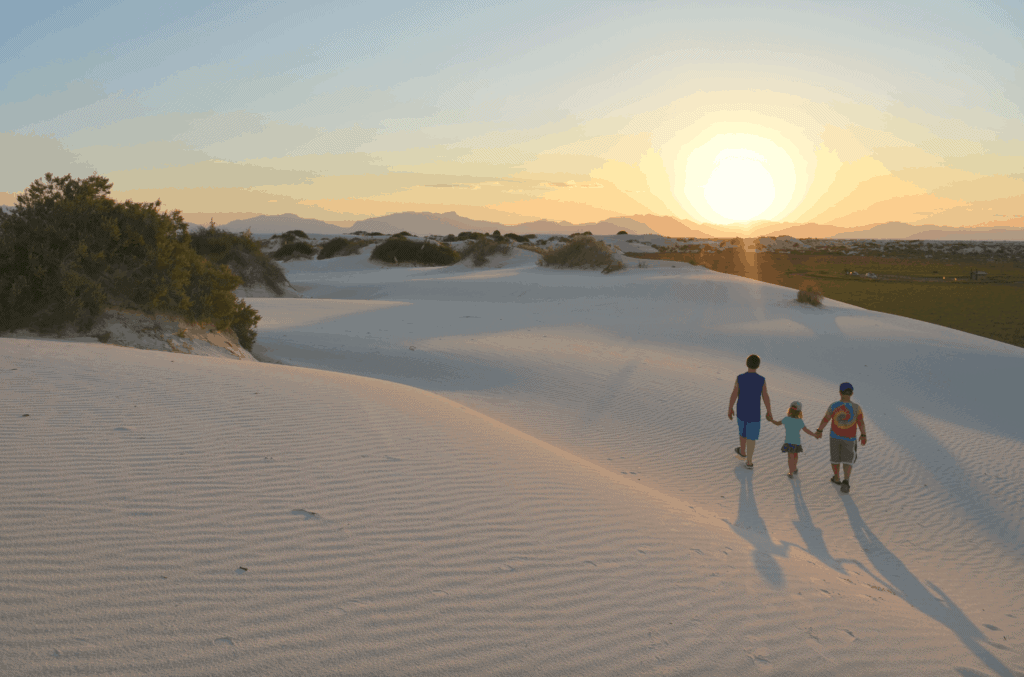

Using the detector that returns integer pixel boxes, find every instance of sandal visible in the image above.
[830,476,842,485]
[735,447,746,458]
[745,463,754,469]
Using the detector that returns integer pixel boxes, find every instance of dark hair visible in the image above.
[746,354,761,369]
[841,387,853,395]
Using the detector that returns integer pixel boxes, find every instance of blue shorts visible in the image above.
[737,419,760,441]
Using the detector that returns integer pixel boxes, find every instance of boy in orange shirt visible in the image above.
[815,382,867,494]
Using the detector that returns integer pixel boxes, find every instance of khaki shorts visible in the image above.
[830,437,857,465]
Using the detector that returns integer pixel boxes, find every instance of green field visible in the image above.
[626,244,1024,349]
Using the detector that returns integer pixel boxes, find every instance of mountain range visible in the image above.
[206,211,1024,241]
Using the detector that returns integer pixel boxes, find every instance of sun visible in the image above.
[703,149,776,221]
[674,132,798,225]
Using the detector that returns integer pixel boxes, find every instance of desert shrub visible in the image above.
[190,225,288,294]
[796,282,824,307]
[617,230,628,235]
[461,236,512,266]
[272,240,317,260]
[538,234,625,274]
[370,237,461,266]
[395,230,412,237]
[456,231,485,241]
[505,232,535,243]
[317,236,371,259]
[0,173,260,347]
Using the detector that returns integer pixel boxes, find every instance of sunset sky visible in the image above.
[3,1,1023,233]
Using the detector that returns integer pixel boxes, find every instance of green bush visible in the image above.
[190,225,288,294]
[0,173,260,349]
[538,234,624,274]
[272,240,317,260]
[317,236,372,259]
[461,236,512,266]
[370,237,461,266]
[505,232,535,243]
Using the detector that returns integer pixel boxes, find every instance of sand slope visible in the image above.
[2,246,1022,675]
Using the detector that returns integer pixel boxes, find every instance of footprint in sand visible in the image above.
[983,623,1001,631]
[214,637,235,646]
[235,567,248,574]
[291,509,319,519]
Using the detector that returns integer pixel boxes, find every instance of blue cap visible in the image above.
[840,382,853,393]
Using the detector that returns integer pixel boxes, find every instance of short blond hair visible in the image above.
[788,406,803,419]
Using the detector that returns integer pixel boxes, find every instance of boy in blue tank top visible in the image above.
[727,354,775,469]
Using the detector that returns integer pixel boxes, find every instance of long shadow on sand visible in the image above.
[841,497,1014,677]
[731,465,788,588]
[789,479,842,570]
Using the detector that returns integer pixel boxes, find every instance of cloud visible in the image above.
[0,133,96,192]
[104,160,317,191]
[0,80,107,132]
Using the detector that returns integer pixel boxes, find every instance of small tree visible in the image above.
[0,173,260,349]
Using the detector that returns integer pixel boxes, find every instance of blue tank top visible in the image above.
[737,372,766,422]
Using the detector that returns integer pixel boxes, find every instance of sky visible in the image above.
[2,0,1023,232]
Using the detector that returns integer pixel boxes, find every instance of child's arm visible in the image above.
[801,425,816,436]
[771,418,782,426]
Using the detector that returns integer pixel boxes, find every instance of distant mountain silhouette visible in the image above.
[618,214,718,238]
[351,211,506,235]
[908,228,1024,241]
[350,212,664,236]
[208,213,350,235]
[189,210,1024,241]
[825,222,1024,241]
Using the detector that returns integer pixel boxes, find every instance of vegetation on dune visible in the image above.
[190,225,288,294]
[461,234,513,266]
[538,234,625,274]
[272,229,309,243]
[317,236,373,259]
[271,240,317,260]
[0,173,261,350]
[370,236,461,266]
[796,282,824,307]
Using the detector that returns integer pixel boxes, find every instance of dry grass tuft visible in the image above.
[796,282,824,307]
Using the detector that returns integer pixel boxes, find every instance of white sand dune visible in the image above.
[2,246,1022,675]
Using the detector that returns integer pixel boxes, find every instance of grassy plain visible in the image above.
[626,241,1024,348]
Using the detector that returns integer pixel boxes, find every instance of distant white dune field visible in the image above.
[2,246,1023,676]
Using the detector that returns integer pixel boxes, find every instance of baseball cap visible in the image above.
[839,382,853,393]
[790,401,802,411]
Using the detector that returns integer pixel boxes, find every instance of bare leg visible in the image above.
[843,464,852,481]
[738,436,747,457]
[745,440,756,466]
[831,462,840,480]
[788,452,798,474]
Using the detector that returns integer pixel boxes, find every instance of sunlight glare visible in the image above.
[703,149,776,221]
